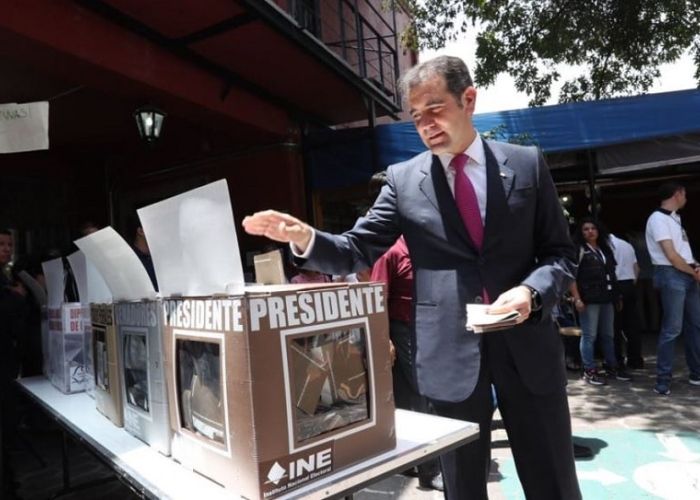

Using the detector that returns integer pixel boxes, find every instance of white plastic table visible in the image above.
[16,376,478,499]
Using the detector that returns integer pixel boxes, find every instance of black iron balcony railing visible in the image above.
[282,0,401,105]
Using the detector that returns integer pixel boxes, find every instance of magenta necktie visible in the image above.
[451,154,489,303]
[452,154,483,249]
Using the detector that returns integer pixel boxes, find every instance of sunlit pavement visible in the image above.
[357,334,700,500]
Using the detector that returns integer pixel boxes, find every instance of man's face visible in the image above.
[408,76,476,155]
[0,233,13,266]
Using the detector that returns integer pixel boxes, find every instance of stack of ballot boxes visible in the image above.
[75,227,171,451]
[138,180,396,499]
[42,257,86,394]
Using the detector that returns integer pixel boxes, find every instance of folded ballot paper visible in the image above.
[466,304,521,333]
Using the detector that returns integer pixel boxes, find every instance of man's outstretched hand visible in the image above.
[242,210,313,253]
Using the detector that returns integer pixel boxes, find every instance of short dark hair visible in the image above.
[0,228,11,237]
[658,182,684,202]
[398,55,473,105]
[572,217,612,254]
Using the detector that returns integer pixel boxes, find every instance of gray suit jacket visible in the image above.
[304,139,577,402]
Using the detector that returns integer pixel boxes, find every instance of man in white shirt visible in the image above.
[609,234,644,369]
[645,182,700,395]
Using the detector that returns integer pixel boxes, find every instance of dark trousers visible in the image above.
[614,280,644,367]
[429,333,581,500]
[391,320,439,481]
[636,277,660,333]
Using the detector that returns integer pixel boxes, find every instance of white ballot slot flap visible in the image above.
[67,250,113,305]
[41,257,66,308]
[75,227,156,301]
[137,179,245,297]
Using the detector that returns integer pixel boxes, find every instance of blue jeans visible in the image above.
[653,266,700,382]
[579,302,617,371]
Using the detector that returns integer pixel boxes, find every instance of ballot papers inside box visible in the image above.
[287,327,370,443]
[175,336,226,445]
[162,283,395,500]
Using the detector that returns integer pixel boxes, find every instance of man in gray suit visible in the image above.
[243,56,581,500]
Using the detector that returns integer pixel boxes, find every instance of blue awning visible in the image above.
[375,88,700,167]
[309,88,700,189]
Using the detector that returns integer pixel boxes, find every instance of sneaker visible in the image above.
[689,374,700,386]
[654,382,671,395]
[583,369,606,386]
[613,369,633,382]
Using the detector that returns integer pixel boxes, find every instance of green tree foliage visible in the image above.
[482,124,536,145]
[402,0,700,105]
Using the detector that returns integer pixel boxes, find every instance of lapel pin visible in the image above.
[499,172,508,178]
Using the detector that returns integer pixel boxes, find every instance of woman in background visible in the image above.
[570,218,632,385]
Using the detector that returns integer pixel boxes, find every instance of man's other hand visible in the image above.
[488,285,532,323]
[242,210,313,252]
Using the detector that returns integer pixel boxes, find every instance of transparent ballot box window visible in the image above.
[93,326,109,391]
[51,332,86,391]
[176,338,226,446]
[123,329,149,413]
[287,327,370,443]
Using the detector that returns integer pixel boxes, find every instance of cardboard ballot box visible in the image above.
[163,283,394,499]
[75,227,170,452]
[42,257,86,395]
[137,180,396,499]
[90,303,124,427]
[67,251,118,409]
[81,304,96,398]
[46,303,86,394]
[115,300,171,455]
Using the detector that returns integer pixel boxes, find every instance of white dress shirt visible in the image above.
[437,134,487,222]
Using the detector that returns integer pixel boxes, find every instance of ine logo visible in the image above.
[263,447,333,490]
[266,462,287,485]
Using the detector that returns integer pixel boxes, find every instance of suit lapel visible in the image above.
[483,141,514,253]
[419,155,474,249]
[418,141,517,253]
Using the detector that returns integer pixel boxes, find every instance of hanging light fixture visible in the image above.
[134,105,166,143]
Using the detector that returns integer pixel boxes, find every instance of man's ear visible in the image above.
[462,86,477,112]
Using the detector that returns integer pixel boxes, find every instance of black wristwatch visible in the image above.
[523,285,543,312]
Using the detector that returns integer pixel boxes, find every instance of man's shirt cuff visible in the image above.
[290,229,316,259]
